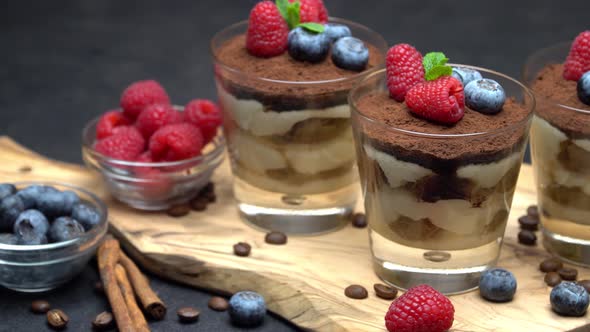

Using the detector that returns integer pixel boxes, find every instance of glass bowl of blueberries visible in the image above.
[0,182,107,292]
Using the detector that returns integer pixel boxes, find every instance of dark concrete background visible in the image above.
[0,0,588,331]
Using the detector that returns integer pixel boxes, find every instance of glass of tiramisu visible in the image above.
[524,31,590,265]
[211,1,386,234]
[351,44,533,293]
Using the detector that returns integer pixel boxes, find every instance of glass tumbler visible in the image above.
[351,67,534,294]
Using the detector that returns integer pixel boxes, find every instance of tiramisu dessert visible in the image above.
[528,31,590,262]
[351,44,533,292]
[211,0,386,233]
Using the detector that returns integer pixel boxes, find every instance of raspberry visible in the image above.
[386,44,425,102]
[133,152,173,198]
[96,110,132,139]
[149,123,204,162]
[406,76,465,124]
[246,1,289,58]
[120,80,171,119]
[385,284,454,332]
[184,99,222,144]
[317,0,329,23]
[564,31,590,81]
[289,0,319,23]
[94,126,145,161]
[135,104,183,139]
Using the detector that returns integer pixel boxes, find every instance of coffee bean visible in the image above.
[94,281,104,294]
[201,182,215,195]
[166,203,191,217]
[204,192,217,203]
[208,296,229,312]
[558,267,578,281]
[92,311,115,331]
[577,280,590,293]
[545,272,562,287]
[518,230,537,246]
[540,258,563,273]
[527,205,539,219]
[31,300,50,314]
[373,284,397,300]
[518,215,539,231]
[344,285,368,299]
[265,231,287,245]
[47,309,69,330]
[233,242,251,257]
[351,213,367,228]
[190,197,208,212]
[177,307,200,323]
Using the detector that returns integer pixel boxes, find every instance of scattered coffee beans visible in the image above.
[345,285,368,299]
[352,213,367,228]
[373,284,397,300]
[31,300,51,314]
[177,307,200,324]
[545,272,562,287]
[265,231,287,245]
[190,197,208,211]
[208,296,229,311]
[527,205,539,219]
[92,311,115,331]
[558,267,578,281]
[540,258,563,273]
[47,309,69,330]
[166,203,191,217]
[518,230,537,246]
[577,280,590,293]
[518,215,539,231]
[233,242,251,257]
[205,192,217,203]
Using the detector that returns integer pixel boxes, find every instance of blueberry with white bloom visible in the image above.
[577,71,590,106]
[465,79,506,114]
[288,27,330,63]
[452,67,483,86]
[323,23,352,43]
[331,36,369,71]
[551,282,589,316]
[228,291,266,327]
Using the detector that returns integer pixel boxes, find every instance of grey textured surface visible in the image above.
[0,0,589,331]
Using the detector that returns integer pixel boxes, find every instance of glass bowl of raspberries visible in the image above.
[0,182,107,292]
[82,80,225,210]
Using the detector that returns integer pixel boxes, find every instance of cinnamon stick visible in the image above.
[97,238,135,332]
[115,265,150,332]
[119,252,167,320]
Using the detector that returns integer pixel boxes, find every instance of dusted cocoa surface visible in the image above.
[355,91,531,171]
[532,63,590,138]
[214,34,385,111]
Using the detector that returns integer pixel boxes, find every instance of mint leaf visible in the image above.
[276,0,290,21]
[298,22,325,33]
[423,52,452,81]
[285,1,301,29]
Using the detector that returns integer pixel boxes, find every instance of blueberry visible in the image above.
[0,183,16,201]
[14,210,50,245]
[464,79,506,114]
[323,23,352,43]
[228,291,266,327]
[479,268,517,302]
[16,185,57,209]
[0,233,17,245]
[577,71,590,106]
[288,27,330,63]
[551,282,589,316]
[451,67,483,86]
[331,36,369,72]
[62,190,80,213]
[71,203,101,231]
[49,217,85,243]
[0,195,25,231]
[37,190,75,218]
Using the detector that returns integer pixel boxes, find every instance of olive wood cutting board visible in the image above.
[1,136,589,332]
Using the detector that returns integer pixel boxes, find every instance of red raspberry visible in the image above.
[135,104,184,139]
[120,80,171,119]
[385,284,454,332]
[289,0,319,23]
[96,110,132,139]
[564,31,590,81]
[149,123,204,162]
[246,1,289,57]
[133,152,173,198]
[405,76,465,124]
[387,44,425,102]
[94,126,145,161]
[317,0,329,23]
[184,99,222,144]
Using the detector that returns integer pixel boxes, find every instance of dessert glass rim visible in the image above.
[210,17,388,85]
[350,65,535,139]
[81,106,226,168]
[0,181,108,252]
[524,41,590,115]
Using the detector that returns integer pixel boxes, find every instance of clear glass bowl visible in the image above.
[82,108,225,211]
[0,182,108,292]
